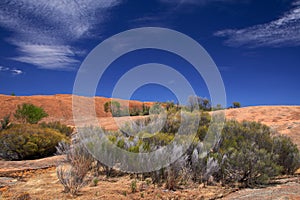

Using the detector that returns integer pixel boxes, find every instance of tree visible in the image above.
[104,102,110,113]
[14,103,48,124]
[187,95,199,112]
[232,102,241,108]
[202,98,211,111]
[142,103,150,115]
[187,96,212,111]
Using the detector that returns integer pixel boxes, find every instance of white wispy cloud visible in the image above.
[0,0,121,70]
[12,43,80,70]
[214,1,300,48]
[0,65,24,75]
[0,66,9,71]
[11,69,23,75]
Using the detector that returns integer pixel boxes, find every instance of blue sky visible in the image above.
[0,0,299,107]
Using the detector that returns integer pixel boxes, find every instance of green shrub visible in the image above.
[161,109,181,134]
[142,103,150,115]
[221,145,282,187]
[150,103,164,115]
[129,106,141,116]
[219,121,282,186]
[14,103,48,124]
[131,179,137,193]
[232,102,241,108]
[39,121,74,137]
[0,124,68,160]
[272,135,300,174]
[103,101,121,117]
[91,177,99,186]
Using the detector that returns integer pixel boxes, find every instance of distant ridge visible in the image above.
[0,94,153,126]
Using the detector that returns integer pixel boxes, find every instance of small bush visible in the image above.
[232,102,241,108]
[131,179,137,193]
[14,103,48,124]
[56,137,94,195]
[0,124,68,160]
[0,115,11,130]
[150,103,164,115]
[91,177,99,187]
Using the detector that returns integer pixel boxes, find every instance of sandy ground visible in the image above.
[1,167,299,200]
[0,167,236,200]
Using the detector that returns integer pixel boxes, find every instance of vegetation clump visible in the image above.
[232,102,241,108]
[0,115,11,131]
[56,138,94,196]
[104,101,151,117]
[14,103,48,124]
[0,124,68,160]
[39,121,74,137]
[74,106,300,192]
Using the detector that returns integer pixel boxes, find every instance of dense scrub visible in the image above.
[58,108,300,195]
[39,121,74,137]
[0,124,68,160]
[0,104,71,160]
[104,101,151,117]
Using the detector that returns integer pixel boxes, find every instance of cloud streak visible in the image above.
[12,44,80,70]
[0,0,121,70]
[0,66,9,71]
[214,1,300,48]
[11,69,23,75]
[0,65,24,75]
